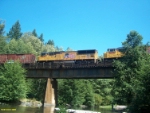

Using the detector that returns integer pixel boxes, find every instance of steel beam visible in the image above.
[26,67,114,79]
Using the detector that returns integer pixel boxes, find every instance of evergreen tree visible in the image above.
[0,61,27,101]
[32,29,38,37]
[7,21,22,40]
[0,36,6,54]
[39,33,44,42]
[0,20,6,53]
[47,39,54,46]
[0,19,5,35]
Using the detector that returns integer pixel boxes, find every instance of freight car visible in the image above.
[37,49,99,65]
[0,54,36,65]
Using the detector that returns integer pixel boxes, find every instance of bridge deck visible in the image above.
[25,62,114,78]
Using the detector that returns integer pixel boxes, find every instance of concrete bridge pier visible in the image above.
[44,78,57,106]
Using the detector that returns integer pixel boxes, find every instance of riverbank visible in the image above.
[0,99,42,107]
[19,99,42,107]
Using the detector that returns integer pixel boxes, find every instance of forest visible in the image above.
[0,20,150,113]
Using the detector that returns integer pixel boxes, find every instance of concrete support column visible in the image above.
[52,78,58,106]
[44,78,57,106]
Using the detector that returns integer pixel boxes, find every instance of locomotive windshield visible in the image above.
[41,52,47,56]
[107,49,116,52]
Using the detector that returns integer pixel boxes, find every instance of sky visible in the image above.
[0,0,150,55]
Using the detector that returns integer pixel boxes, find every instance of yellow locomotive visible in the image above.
[104,48,124,59]
[37,49,99,64]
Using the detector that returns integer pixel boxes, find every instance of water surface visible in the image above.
[0,104,119,113]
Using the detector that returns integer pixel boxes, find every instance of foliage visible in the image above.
[58,79,113,108]
[7,21,22,40]
[0,36,6,54]
[42,44,56,53]
[0,19,5,35]
[112,31,144,104]
[92,79,113,106]
[38,33,44,42]
[58,79,89,107]
[26,79,47,101]
[0,61,27,101]
[20,32,43,55]
[129,72,150,112]
[4,39,35,54]
[122,30,143,48]
[83,80,94,107]
[129,47,150,112]
[112,30,150,112]
[47,39,54,46]
[0,20,6,53]
[32,29,38,37]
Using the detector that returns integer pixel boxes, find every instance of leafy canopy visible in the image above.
[0,61,27,101]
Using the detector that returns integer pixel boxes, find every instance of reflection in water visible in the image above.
[0,105,41,113]
[43,106,55,113]
[0,105,120,113]
[0,104,56,113]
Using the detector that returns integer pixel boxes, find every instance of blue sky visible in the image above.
[0,0,150,55]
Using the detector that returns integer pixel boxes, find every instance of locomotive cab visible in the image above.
[104,48,123,59]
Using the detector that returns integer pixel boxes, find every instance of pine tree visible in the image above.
[0,61,27,101]
[0,20,5,35]
[0,20,6,53]
[32,29,38,37]
[39,33,44,42]
[7,21,22,40]
[47,40,54,46]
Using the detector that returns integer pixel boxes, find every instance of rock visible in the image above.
[54,108,60,111]
[113,105,127,110]
[20,99,42,107]
[80,105,87,109]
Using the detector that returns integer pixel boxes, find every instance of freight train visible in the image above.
[0,47,149,67]
[0,49,128,66]
[37,48,124,64]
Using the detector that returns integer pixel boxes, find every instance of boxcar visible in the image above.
[0,54,36,64]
